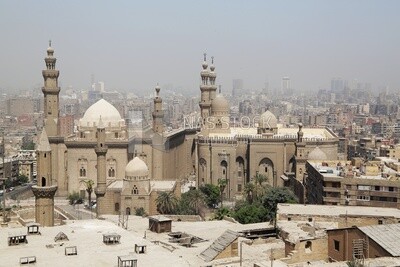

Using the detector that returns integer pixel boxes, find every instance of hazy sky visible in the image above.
[1,1,399,95]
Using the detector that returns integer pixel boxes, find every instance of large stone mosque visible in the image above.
[35,44,339,218]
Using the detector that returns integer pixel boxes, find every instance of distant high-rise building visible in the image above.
[281,77,291,94]
[232,79,243,97]
[331,78,345,92]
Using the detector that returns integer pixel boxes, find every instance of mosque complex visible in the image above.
[35,43,338,221]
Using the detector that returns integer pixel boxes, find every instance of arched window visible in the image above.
[80,167,87,177]
[132,185,138,195]
[258,158,274,184]
[107,158,117,178]
[199,158,207,183]
[221,160,228,180]
[108,167,115,177]
[78,158,88,178]
[41,177,46,187]
[114,203,120,212]
[126,207,131,215]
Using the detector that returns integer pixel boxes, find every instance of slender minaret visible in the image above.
[152,85,164,180]
[94,117,108,216]
[152,84,164,134]
[42,41,60,137]
[209,56,217,102]
[31,129,58,226]
[295,123,306,182]
[199,53,211,124]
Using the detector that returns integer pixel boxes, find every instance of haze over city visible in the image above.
[1,0,399,95]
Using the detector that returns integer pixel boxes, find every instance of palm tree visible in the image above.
[243,183,255,203]
[253,173,268,201]
[217,178,228,207]
[187,189,206,215]
[80,179,95,209]
[156,192,178,214]
[255,173,268,187]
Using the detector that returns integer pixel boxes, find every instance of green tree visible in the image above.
[67,191,83,205]
[262,187,298,221]
[252,173,268,201]
[233,202,268,224]
[199,184,220,208]
[255,173,268,187]
[80,179,95,210]
[217,178,228,206]
[17,175,29,185]
[187,189,206,215]
[156,192,178,214]
[177,191,196,215]
[243,183,255,204]
[213,207,232,220]
[135,207,147,217]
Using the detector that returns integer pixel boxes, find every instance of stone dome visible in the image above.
[308,147,328,161]
[47,46,54,54]
[260,110,277,129]
[211,94,229,114]
[125,157,149,177]
[79,99,123,127]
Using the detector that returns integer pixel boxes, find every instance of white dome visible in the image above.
[125,157,149,177]
[260,110,277,129]
[308,147,328,161]
[80,99,123,127]
[211,94,229,114]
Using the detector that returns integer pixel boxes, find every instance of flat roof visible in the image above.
[0,219,187,267]
[277,203,400,218]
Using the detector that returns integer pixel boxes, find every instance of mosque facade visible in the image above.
[39,45,338,216]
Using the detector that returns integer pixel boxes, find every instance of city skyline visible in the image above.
[1,1,399,95]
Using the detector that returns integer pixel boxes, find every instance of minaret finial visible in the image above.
[219,85,221,94]
[211,56,214,64]
[203,53,207,62]
[49,40,52,47]
[155,83,160,96]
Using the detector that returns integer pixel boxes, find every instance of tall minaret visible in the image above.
[152,84,164,134]
[199,53,211,124]
[209,56,217,102]
[152,84,164,180]
[31,129,58,226]
[94,117,108,216]
[42,41,60,137]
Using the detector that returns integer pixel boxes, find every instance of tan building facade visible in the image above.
[306,160,400,208]
[38,45,339,215]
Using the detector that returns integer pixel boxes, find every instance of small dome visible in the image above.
[211,94,229,114]
[210,64,215,72]
[260,110,277,129]
[125,157,149,177]
[202,61,208,70]
[80,99,123,127]
[308,147,328,161]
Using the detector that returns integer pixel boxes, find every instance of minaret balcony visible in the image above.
[42,69,59,78]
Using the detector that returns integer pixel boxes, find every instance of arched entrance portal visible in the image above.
[258,158,274,186]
